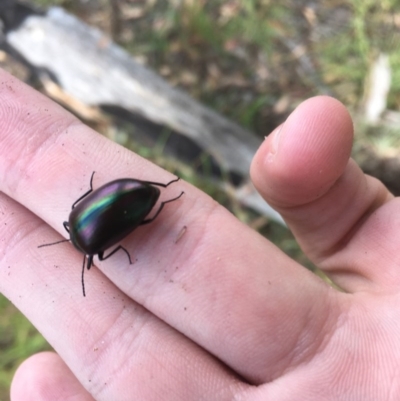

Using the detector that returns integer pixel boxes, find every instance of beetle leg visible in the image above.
[71,171,96,209]
[138,176,180,188]
[63,221,70,233]
[81,255,94,297]
[141,191,184,225]
[37,238,70,248]
[37,220,70,248]
[86,255,94,270]
[98,246,133,265]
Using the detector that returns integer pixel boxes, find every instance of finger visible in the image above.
[250,96,394,291]
[1,193,243,401]
[0,69,338,385]
[10,352,94,401]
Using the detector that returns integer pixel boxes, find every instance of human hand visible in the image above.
[0,67,397,401]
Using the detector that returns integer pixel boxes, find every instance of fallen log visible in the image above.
[1,3,284,224]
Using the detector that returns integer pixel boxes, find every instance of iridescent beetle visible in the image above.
[39,172,184,296]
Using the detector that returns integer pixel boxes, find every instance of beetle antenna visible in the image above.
[38,239,70,248]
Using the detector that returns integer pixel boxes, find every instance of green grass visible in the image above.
[0,295,50,401]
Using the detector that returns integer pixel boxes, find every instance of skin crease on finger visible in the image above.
[3,69,400,401]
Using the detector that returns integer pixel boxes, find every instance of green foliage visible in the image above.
[350,0,375,59]
[0,294,50,400]
[32,0,66,6]
[224,1,288,54]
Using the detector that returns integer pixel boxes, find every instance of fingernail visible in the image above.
[270,124,283,154]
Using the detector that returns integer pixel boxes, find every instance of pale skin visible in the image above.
[0,66,399,401]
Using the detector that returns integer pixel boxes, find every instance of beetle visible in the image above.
[39,172,184,296]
